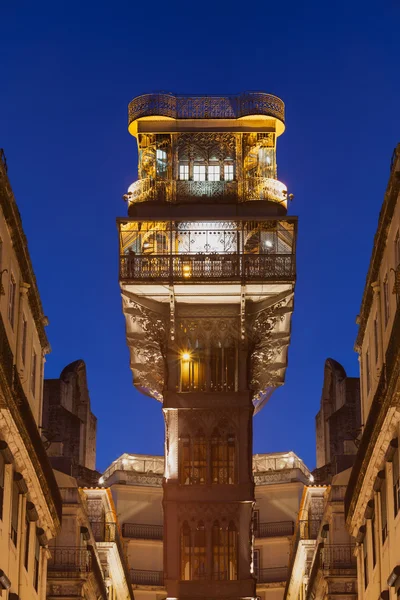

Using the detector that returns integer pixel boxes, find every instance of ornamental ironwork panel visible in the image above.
[128,92,285,125]
[48,547,92,572]
[320,545,356,572]
[130,569,164,586]
[255,521,294,538]
[122,523,163,540]
[120,254,294,283]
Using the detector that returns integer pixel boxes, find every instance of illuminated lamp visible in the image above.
[182,352,191,361]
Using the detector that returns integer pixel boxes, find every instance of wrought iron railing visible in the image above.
[255,521,294,538]
[90,521,118,543]
[48,547,92,572]
[123,523,163,540]
[319,544,356,572]
[126,176,286,205]
[128,92,285,125]
[298,519,321,540]
[130,569,164,586]
[120,253,294,283]
[257,566,288,583]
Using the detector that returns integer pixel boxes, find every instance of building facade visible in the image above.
[285,359,360,600]
[43,360,133,600]
[119,91,297,600]
[345,145,400,598]
[101,451,312,600]
[0,150,62,600]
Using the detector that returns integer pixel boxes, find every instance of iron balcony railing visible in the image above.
[126,177,286,205]
[48,547,92,573]
[320,544,356,573]
[130,569,164,586]
[255,521,294,538]
[123,523,163,540]
[90,521,118,543]
[120,253,295,283]
[256,566,288,583]
[298,519,321,540]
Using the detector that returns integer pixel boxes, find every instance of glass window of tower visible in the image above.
[224,163,234,181]
[208,164,220,181]
[193,164,206,181]
[179,164,189,180]
[156,149,167,176]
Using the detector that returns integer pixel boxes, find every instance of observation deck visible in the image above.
[128,91,285,136]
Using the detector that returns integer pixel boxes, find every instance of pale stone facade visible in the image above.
[0,150,62,600]
[345,146,400,598]
[101,451,312,600]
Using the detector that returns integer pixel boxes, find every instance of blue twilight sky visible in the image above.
[1,1,399,472]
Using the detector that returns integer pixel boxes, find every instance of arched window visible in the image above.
[210,339,236,392]
[228,521,238,580]
[212,521,238,581]
[179,431,207,485]
[181,522,191,580]
[212,521,226,580]
[180,343,206,392]
[192,521,206,580]
[211,430,236,484]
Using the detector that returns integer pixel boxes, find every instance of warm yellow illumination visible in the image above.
[182,352,191,361]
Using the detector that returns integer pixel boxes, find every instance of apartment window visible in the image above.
[0,453,4,521]
[211,431,236,484]
[8,275,16,329]
[11,477,19,546]
[395,230,400,267]
[253,548,260,578]
[24,516,31,570]
[383,276,390,327]
[252,509,260,534]
[224,164,234,181]
[179,164,189,180]
[208,165,220,181]
[381,473,388,543]
[363,531,368,589]
[181,521,191,580]
[365,349,371,395]
[371,508,377,568]
[373,316,379,364]
[31,350,37,397]
[22,315,28,366]
[393,440,400,517]
[193,165,206,181]
[33,534,40,591]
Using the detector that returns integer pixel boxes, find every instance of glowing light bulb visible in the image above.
[182,352,191,361]
[265,240,273,248]
[99,476,104,485]
[309,474,315,483]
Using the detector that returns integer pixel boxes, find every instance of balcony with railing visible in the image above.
[319,544,356,574]
[130,569,164,587]
[256,566,288,584]
[126,177,287,206]
[255,521,294,538]
[119,220,296,285]
[48,547,92,573]
[298,519,321,540]
[123,523,163,540]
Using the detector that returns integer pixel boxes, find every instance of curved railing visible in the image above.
[126,177,287,205]
[128,92,284,125]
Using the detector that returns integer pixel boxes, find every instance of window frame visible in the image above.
[22,314,28,366]
[24,515,31,571]
[365,349,371,395]
[381,473,388,544]
[0,452,4,521]
[11,477,20,546]
[383,276,390,328]
[393,440,400,518]
[33,533,40,591]
[193,164,206,182]
[31,349,37,397]
[8,273,16,329]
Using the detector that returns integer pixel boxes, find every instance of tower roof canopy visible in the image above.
[128,91,285,136]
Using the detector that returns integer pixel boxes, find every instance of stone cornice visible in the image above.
[355,144,400,351]
[0,152,49,351]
